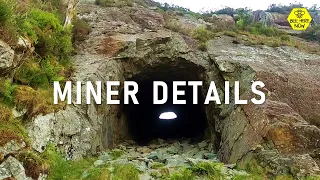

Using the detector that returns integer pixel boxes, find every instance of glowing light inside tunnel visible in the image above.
[159,112,177,120]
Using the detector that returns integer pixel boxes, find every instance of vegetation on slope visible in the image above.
[0,0,88,177]
[152,1,320,53]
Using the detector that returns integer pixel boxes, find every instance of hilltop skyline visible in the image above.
[154,0,319,12]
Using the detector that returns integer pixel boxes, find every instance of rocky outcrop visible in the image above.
[207,36,320,175]
[253,11,289,26]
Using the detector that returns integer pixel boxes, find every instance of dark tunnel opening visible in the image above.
[123,80,208,145]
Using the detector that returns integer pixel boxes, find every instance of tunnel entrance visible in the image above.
[123,80,208,145]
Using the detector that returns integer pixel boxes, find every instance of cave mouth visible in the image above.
[123,80,208,145]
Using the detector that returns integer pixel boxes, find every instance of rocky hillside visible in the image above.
[0,0,320,179]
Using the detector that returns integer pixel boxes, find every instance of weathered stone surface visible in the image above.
[207,36,320,175]
[292,154,320,177]
[0,40,14,69]
[131,8,165,30]
[0,156,32,180]
[0,140,26,160]
[211,14,235,29]
[208,36,320,127]
[26,114,54,153]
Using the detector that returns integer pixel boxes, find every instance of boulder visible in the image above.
[26,114,54,153]
[0,140,26,161]
[253,11,289,26]
[211,14,235,29]
[0,156,32,180]
[0,40,14,69]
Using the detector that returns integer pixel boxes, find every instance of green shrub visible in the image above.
[15,57,65,88]
[198,42,208,51]
[15,59,44,87]
[0,0,12,24]
[20,8,73,58]
[192,26,213,51]
[235,11,253,29]
[0,79,17,106]
[113,164,139,180]
[0,0,19,44]
[192,26,213,42]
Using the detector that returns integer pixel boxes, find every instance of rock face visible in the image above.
[0,40,14,69]
[207,36,320,175]
[131,8,165,30]
[23,1,320,177]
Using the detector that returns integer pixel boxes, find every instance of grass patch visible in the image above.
[0,111,28,146]
[151,162,165,169]
[14,57,66,89]
[113,164,140,180]
[109,149,124,160]
[83,166,111,180]
[248,23,285,37]
[191,161,226,179]
[0,103,12,121]
[14,85,65,118]
[42,144,97,180]
[170,168,195,180]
